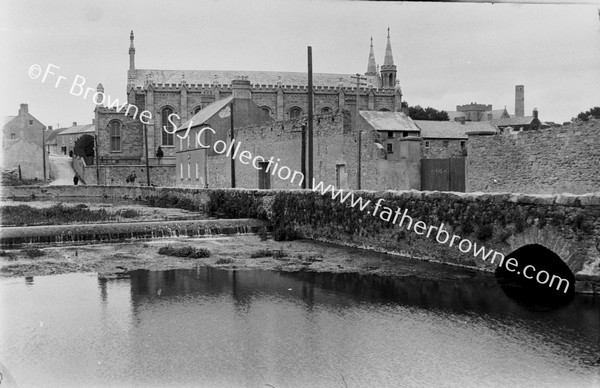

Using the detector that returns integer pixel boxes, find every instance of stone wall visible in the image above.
[467,119,600,194]
[71,161,176,187]
[4,185,599,286]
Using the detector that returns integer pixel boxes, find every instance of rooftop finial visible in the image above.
[366,36,377,76]
[387,27,390,38]
[370,37,373,47]
[129,30,136,71]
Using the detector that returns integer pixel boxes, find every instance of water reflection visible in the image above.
[1,268,599,388]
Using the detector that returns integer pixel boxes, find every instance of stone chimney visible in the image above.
[72,121,77,126]
[48,125,53,130]
[231,78,251,100]
[533,108,538,120]
[515,85,524,118]
[19,103,29,115]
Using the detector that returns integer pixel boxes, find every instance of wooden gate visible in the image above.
[421,158,465,192]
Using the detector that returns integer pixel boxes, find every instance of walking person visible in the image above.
[73,174,79,185]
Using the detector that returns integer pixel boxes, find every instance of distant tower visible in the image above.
[129,30,135,71]
[380,28,397,88]
[365,37,377,76]
[515,85,524,118]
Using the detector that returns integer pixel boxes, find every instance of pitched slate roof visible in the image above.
[490,116,534,127]
[359,110,420,132]
[414,120,497,139]
[177,96,234,131]
[56,124,95,136]
[131,69,381,89]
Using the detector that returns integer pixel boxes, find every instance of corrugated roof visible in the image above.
[131,69,381,89]
[359,111,420,132]
[414,120,497,139]
[57,124,95,135]
[177,96,234,131]
[490,116,534,127]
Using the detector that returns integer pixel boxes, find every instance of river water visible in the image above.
[1,267,599,387]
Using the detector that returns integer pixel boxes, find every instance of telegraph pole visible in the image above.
[230,101,236,188]
[307,46,314,189]
[41,126,47,181]
[144,123,150,186]
[351,74,367,190]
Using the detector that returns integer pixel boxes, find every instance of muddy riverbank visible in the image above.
[0,235,490,283]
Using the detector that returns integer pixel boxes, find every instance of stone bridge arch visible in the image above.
[507,227,580,273]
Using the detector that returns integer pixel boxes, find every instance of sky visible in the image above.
[2,0,599,126]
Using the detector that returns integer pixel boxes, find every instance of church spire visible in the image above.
[366,37,377,76]
[129,30,135,71]
[380,27,397,88]
[383,27,394,66]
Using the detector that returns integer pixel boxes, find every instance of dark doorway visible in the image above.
[258,161,271,189]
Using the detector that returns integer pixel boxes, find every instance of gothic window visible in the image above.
[161,107,174,146]
[289,107,303,119]
[320,107,332,115]
[109,120,122,152]
[261,106,272,116]
[193,106,202,115]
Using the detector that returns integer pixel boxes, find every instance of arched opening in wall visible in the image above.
[320,107,332,115]
[289,107,303,119]
[495,244,575,310]
[378,108,390,112]
[388,74,393,86]
[261,106,272,117]
[192,105,202,115]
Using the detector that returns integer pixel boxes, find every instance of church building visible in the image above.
[92,29,403,180]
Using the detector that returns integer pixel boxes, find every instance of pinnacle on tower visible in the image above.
[383,27,394,66]
[129,30,136,71]
[366,37,377,76]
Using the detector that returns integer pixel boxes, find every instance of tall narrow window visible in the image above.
[187,162,191,180]
[195,162,199,180]
[109,120,122,152]
[193,106,202,115]
[161,107,174,146]
[180,163,184,180]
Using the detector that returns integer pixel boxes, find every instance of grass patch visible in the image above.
[0,203,143,226]
[250,249,287,259]
[0,250,17,261]
[215,258,234,265]
[144,194,198,212]
[22,248,45,259]
[257,226,269,241]
[157,245,210,259]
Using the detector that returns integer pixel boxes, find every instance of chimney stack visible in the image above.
[515,85,524,118]
[72,121,77,126]
[231,78,251,100]
[533,108,538,120]
[19,103,29,115]
[48,125,53,130]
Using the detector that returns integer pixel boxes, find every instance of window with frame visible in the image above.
[425,141,430,149]
[387,143,393,154]
[387,131,394,139]
[161,107,174,146]
[10,133,15,140]
[28,120,33,126]
[109,121,122,152]
[289,107,302,119]
[320,107,332,115]
[187,162,191,180]
[195,162,199,180]
[261,107,271,116]
[193,106,202,115]
[180,163,184,180]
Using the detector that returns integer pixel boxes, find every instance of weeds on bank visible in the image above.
[157,245,211,259]
[250,249,287,259]
[215,258,234,265]
[0,203,141,226]
[144,194,198,212]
